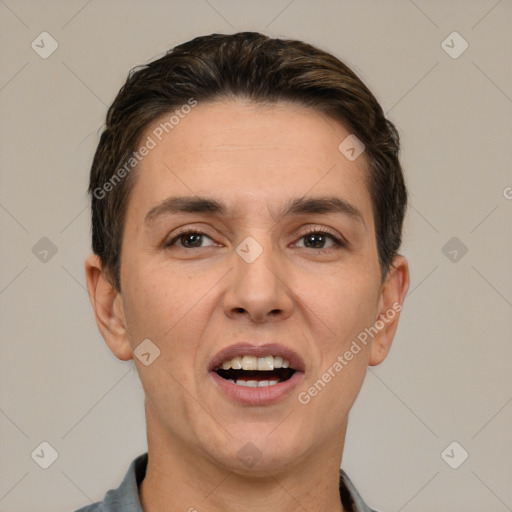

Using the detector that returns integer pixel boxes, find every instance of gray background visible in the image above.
[1,1,511,511]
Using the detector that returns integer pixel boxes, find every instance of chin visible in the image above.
[205,428,304,476]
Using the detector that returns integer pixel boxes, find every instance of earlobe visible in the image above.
[85,254,133,361]
[369,255,410,366]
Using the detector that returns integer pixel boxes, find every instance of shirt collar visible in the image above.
[94,453,376,512]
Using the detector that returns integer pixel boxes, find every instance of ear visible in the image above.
[369,255,410,366]
[85,253,133,361]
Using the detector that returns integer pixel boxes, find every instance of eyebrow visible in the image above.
[145,195,366,227]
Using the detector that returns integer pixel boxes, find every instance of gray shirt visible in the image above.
[74,453,378,512]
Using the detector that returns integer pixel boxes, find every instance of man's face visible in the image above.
[100,99,403,473]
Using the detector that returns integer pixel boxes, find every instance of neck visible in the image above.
[139,406,348,512]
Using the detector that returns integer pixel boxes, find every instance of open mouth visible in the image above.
[214,355,297,387]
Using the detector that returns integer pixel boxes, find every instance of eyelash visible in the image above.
[164,227,345,251]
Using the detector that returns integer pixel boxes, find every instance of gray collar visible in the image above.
[75,453,378,512]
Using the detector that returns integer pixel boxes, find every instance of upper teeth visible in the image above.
[220,355,290,371]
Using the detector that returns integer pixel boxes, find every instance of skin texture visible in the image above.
[86,99,409,512]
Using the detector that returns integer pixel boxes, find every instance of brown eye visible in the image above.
[165,231,216,249]
[179,233,204,248]
[303,232,329,249]
[296,229,344,250]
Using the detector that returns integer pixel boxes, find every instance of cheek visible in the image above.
[120,267,203,407]
[298,277,375,417]
[121,259,218,361]
[299,268,379,344]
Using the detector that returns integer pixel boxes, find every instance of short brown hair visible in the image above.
[89,32,406,291]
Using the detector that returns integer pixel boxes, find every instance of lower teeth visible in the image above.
[228,379,280,387]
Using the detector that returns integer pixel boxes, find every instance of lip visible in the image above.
[208,342,306,406]
[210,370,303,406]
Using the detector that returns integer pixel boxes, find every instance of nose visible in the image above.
[223,240,294,324]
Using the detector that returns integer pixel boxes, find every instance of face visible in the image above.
[87,99,408,475]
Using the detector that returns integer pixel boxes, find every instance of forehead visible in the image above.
[145,99,361,166]
[128,99,373,224]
